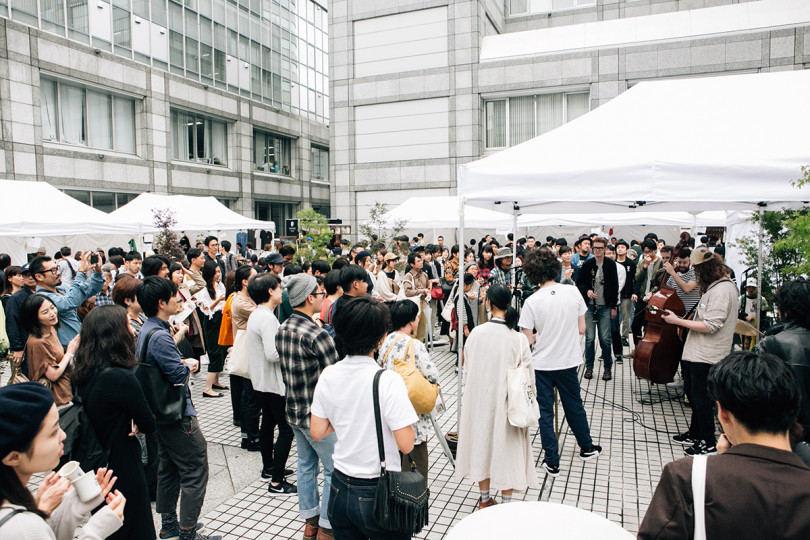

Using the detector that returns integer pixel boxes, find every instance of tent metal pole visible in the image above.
[512,205,518,286]
[457,191,466,431]
[756,205,764,339]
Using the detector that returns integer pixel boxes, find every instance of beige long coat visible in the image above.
[454,321,539,492]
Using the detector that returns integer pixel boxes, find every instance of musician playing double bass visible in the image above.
[632,239,662,346]
[661,247,739,457]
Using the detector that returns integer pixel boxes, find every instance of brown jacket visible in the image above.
[638,444,810,539]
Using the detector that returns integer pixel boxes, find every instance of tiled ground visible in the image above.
[192,339,690,539]
[0,334,690,539]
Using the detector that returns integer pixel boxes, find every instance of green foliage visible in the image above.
[776,166,810,276]
[358,202,407,250]
[152,208,186,260]
[292,207,336,264]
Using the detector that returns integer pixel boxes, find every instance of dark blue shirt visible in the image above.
[136,316,197,418]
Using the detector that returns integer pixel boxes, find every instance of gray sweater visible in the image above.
[682,278,739,365]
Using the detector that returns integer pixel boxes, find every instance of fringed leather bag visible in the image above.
[371,370,430,537]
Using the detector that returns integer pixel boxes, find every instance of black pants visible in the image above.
[632,299,648,345]
[240,377,261,442]
[155,416,209,529]
[257,391,294,483]
[230,374,244,423]
[684,361,716,446]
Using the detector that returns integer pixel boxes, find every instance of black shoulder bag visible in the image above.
[134,328,187,426]
[371,370,429,537]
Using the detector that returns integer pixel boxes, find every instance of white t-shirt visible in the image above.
[518,283,588,371]
[311,355,417,479]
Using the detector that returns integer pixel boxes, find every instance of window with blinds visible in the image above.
[484,91,589,149]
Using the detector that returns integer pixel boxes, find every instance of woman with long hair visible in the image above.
[455,284,538,509]
[230,265,259,450]
[20,294,78,407]
[72,305,157,539]
[2,266,23,307]
[197,260,227,398]
[0,382,125,538]
[477,245,495,283]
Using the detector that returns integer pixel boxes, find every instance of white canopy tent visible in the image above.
[0,180,140,264]
[454,70,810,427]
[108,193,276,233]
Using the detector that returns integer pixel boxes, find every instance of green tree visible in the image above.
[774,164,810,276]
[292,207,335,264]
[358,202,407,249]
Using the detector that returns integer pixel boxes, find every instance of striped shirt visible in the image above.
[276,311,339,428]
[666,268,701,314]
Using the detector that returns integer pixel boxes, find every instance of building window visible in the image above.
[254,201,294,228]
[40,78,136,153]
[63,190,136,213]
[509,0,595,16]
[484,91,589,149]
[170,109,228,165]
[508,0,528,16]
[311,145,328,180]
[254,130,292,175]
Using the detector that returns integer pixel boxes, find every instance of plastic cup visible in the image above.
[58,461,84,482]
[72,471,102,502]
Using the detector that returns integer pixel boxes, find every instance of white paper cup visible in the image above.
[58,461,84,482]
[72,471,102,502]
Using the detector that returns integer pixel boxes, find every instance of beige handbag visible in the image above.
[382,335,439,415]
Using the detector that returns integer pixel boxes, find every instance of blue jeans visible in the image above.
[535,368,594,467]
[584,305,613,370]
[291,424,336,529]
[328,469,410,540]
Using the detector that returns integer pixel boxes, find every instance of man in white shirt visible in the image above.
[519,247,602,478]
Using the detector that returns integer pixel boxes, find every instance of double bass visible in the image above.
[633,286,685,384]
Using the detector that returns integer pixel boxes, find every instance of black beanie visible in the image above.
[0,383,55,458]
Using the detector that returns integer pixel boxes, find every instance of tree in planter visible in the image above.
[358,202,407,250]
[293,207,336,265]
[152,208,186,260]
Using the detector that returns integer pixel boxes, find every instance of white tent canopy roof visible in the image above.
[371,196,514,229]
[0,180,138,237]
[517,210,729,227]
[459,70,810,213]
[109,193,275,233]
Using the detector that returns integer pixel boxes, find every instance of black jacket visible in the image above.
[5,286,33,351]
[576,257,620,309]
[617,258,637,299]
[757,321,810,440]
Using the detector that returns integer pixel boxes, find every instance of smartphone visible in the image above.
[90,254,99,264]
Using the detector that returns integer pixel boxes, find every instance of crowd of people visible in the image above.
[0,226,807,540]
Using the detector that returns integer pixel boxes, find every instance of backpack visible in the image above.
[60,367,112,472]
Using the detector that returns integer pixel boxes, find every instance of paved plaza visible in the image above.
[172,341,688,539]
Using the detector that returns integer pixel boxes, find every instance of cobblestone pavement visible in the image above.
[185,341,688,539]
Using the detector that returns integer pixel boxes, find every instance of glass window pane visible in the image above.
[40,0,65,28]
[211,120,226,165]
[151,0,167,26]
[40,79,58,141]
[186,37,199,74]
[485,100,506,148]
[87,90,113,149]
[113,6,131,49]
[67,0,89,36]
[200,43,213,77]
[509,95,534,146]
[93,191,116,213]
[170,31,184,68]
[537,93,564,135]
[59,84,86,146]
[113,97,136,153]
[64,189,91,206]
[566,93,590,122]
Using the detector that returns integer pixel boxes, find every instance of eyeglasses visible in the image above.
[311,292,326,297]
[44,267,60,276]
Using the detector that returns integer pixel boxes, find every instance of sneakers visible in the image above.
[672,432,697,447]
[685,441,717,456]
[267,480,298,496]
[584,368,594,379]
[602,370,612,381]
[478,497,497,510]
[615,355,623,364]
[579,444,602,461]
[159,522,203,540]
[262,467,294,479]
[542,460,560,478]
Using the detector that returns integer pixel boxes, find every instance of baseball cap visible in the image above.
[690,246,714,266]
[746,277,757,288]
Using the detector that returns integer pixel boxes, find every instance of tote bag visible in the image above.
[506,352,540,428]
[397,274,420,306]
[227,329,251,378]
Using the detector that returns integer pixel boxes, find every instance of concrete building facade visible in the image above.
[329,0,810,233]
[0,0,330,228]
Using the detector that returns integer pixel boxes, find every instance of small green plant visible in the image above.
[293,207,336,264]
[358,202,407,250]
[152,208,186,260]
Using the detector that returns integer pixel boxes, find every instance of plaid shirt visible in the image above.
[490,266,513,288]
[276,311,339,428]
